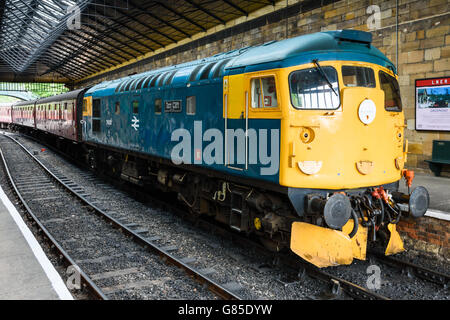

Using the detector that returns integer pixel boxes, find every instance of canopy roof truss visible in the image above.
[0,0,279,83]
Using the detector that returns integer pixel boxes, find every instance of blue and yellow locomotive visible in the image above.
[13,30,431,268]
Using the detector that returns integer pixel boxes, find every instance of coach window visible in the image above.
[186,96,196,115]
[251,76,278,108]
[115,102,120,115]
[132,101,139,114]
[155,99,162,114]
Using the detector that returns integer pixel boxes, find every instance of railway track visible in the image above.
[6,131,450,300]
[0,132,242,300]
[369,250,449,287]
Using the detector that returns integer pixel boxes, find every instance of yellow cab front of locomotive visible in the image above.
[278,61,407,267]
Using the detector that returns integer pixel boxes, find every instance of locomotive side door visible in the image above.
[223,75,248,170]
[128,94,142,150]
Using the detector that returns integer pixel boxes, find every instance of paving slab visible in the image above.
[0,185,72,300]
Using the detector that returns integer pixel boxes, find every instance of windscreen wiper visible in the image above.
[312,59,338,96]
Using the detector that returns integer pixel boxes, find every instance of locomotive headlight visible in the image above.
[323,194,352,230]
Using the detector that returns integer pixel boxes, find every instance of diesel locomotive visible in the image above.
[1,30,430,268]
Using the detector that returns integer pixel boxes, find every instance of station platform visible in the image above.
[0,185,72,300]
[399,172,450,219]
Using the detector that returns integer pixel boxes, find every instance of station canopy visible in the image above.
[0,0,275,84]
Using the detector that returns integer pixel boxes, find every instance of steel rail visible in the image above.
[0,135,107,300]
[1,133,241,300]
[299,263,390,300]
[369,250,449,287]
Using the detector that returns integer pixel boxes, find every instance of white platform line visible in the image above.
[425,209,450,222]
[0,185,73,300]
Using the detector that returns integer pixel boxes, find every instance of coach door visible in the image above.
[223,75,248,171]
[58,103,63,134]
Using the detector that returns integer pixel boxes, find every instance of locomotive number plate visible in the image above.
[165,100,182,113]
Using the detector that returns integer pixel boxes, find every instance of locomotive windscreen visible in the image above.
[289,66,340,110]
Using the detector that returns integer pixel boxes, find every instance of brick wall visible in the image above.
[397,216,450,260]
[76,0,450,172]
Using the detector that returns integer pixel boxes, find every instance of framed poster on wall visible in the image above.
[415,77,450,131]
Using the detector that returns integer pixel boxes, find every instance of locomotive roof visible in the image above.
[86,30,396,98]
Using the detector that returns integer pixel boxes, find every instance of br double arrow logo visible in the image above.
[131,116,139,131]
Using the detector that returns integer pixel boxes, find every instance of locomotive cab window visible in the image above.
[342,66,375,88]
[289,66,340,110]
[251,76,278,108]
[379,71,402,112]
